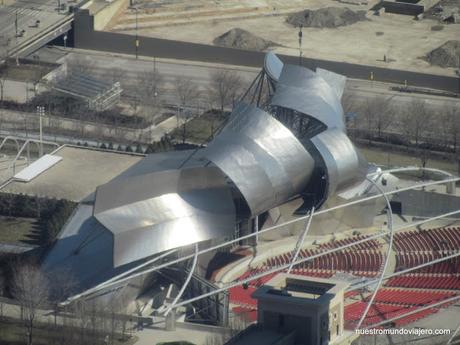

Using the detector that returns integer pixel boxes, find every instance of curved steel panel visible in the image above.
[94,167,235,266]
[270,65,345,130]
[204,103,315,215]
[311,128,368,196]
[316,68,346,100]
[264,51,284,82]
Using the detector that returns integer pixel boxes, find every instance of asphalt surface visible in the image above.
[42,48,460,112]
[72,10,460,94]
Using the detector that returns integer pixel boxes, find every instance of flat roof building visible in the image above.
[226,274,354,345]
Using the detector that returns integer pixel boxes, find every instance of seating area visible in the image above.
[227,227,460,329]
[395,252,460,274]
[394,227,460,252]
[345,287,456,328]
[229,286,257,307]
[387,274,460,290]
[264,249,383,277]
[318,235,380,250]
[368,288,455,306]
[345,301,438,328]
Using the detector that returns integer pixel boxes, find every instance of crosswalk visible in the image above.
[2,6,47,17]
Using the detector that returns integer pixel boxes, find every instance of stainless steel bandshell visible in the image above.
[311,128,368,196]
[94,167,235,266]
[271,65,345,130]
[264,52,283,82]
[204,103,315,215]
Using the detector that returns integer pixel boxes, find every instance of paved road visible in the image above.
[0,0,76,59]
[73,11,460,94]
[41,48,460,112]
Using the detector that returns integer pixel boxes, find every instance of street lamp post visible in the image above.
[36,106,45,157]
[135,8,139,59]
[298,24,303,66]
[15,10,19,65]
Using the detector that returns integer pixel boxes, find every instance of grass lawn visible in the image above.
[357,145,458,175]
[170,110,229,144]
[0,318,138,345]
[0,216,38,244]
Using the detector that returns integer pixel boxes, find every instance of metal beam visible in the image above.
[61,170,460,305]
[287,207,315,274]
[356,177,395,330]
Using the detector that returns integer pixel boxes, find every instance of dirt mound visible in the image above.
[213,28,277,51]
[286,7,367,28]
[426,40,460,68]
[425,0,460,23]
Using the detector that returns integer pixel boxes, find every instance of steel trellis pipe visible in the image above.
[347,250,460,292]
[363,294,460,329]
[288,207,314,274]
[61,173,460,305]
[163,243,199,316]
[170,208,460,311]
[356,177,395,330]
[447,321,460,345]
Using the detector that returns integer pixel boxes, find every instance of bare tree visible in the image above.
[440,105,460,152]
[399,99,432,146]
[370,96,394,138]
[48,268,76,326]
[11,261,49,345]
[0,35,11,102]
[173,76,201,142]
[358,96,394,142]
[209,69,243,114]
[138,70,163,106]
[174,76,200,109]
[137,69,163,124]
[0,77,5,103]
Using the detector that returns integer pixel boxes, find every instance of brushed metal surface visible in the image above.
[316,68,347,100]
[271,64,345,130]
[205,103,315,215]
[311,128,368,196]
[264,51,283,82]
[94,167,235,266]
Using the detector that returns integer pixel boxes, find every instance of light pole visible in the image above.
[15,11,18,37]
[15,10,19,65]
[298,24,303,66]
[135,8,139,59]
[36,106,45,157]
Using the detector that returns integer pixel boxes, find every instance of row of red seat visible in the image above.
[264,250,383,275]
[386,274,460,290]
[237,267,334,289]
[345,301,438,328]
[394,227,460,252]
[228,286,257,307]
[318,235,381,251]
[368,288,455,306]
[300,249,383,274]
[396,252,460,274]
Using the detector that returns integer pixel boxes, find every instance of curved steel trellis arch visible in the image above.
[61,168,460,321]
[356,176,394,330]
